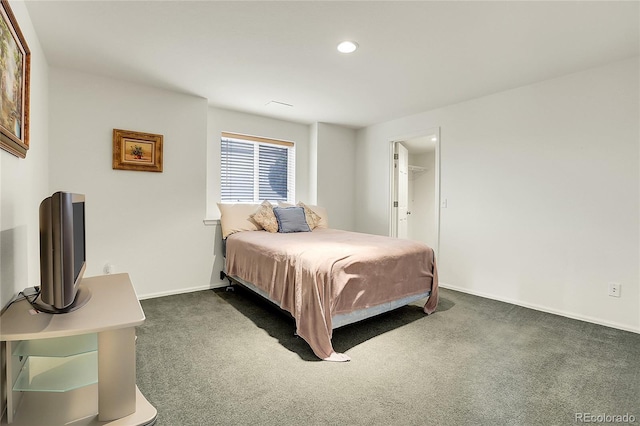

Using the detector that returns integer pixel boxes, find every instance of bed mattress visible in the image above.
[225,228,438,359]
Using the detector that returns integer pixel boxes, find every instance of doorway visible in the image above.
[390,128,440,255]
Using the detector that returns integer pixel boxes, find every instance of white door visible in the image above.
[395,142,409,239]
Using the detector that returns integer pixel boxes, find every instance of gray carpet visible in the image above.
[136,287,640,425]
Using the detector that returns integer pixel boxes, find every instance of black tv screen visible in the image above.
[72,201,86,283]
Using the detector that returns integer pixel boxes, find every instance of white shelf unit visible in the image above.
[1,273,157,426]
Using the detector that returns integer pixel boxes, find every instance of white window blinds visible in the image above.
[220,132,295,203]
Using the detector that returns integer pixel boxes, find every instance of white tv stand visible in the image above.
[0,273,157,425]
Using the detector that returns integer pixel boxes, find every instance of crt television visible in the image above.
[38,191,90,313]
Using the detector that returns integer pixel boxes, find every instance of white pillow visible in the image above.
[217,203,262,238]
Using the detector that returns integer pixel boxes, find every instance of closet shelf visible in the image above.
[408,165,429,180]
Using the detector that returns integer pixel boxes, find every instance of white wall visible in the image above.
[0,1,49,308]
[0,0,50,416]
[49,68,214,298]
[315,123,356,230]
[309,122,318,204]
[408,151,436,248]
[356,57,640,332]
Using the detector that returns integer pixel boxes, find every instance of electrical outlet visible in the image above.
[608,283,621,298]
[104,263,114,275]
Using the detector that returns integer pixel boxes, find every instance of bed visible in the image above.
[218,202,438,361]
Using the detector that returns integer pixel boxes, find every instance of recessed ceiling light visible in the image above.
[337,41,359,54]
[431,137,437,142]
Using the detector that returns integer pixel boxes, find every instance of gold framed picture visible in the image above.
[112,129,163,172]
[0,0,30,158]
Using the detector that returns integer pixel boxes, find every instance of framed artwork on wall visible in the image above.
[112,129,163,172]
[0,0,30,158]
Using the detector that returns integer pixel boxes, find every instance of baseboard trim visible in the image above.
[137,281,639,334]
[138,283,225,300]
[439,282,640,335]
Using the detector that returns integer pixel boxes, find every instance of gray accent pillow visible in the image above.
[273,206,311,233]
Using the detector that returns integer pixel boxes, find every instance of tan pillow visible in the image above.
[278,202,329,229]
[217,203,262,238]
[250,201,278,233]
[297,202,321,229]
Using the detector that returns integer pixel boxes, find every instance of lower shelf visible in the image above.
[1,384,157,426]
[13,351,98,392]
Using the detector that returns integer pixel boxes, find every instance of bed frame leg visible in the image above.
[219,271,235,291]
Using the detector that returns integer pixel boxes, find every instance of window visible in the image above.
[220,132,295,203]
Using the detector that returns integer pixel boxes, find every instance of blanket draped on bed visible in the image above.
[225,228,439,359]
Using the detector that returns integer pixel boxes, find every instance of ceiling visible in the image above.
[402,134,437,155]
[26,1,639,129]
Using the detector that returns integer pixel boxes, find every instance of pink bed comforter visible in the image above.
[225,228,438,359]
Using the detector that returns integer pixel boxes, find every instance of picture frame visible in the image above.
[112,129,163,172]
[0,0,30,158]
